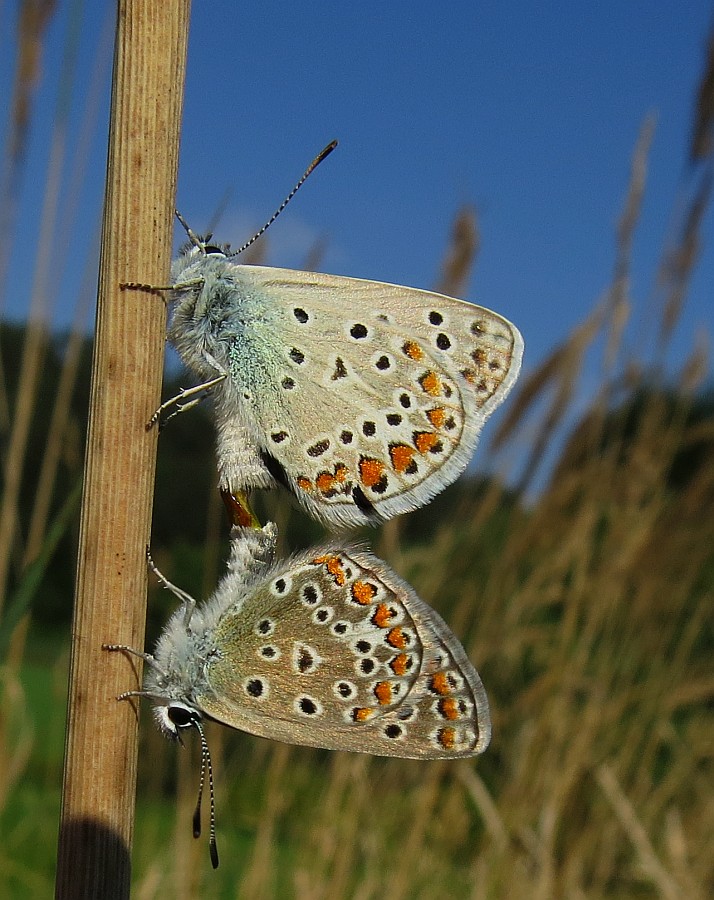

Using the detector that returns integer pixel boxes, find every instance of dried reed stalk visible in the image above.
[0,0,56,315]
[0,1,77,613]
[690,28,714,162]
[54,3,190,897]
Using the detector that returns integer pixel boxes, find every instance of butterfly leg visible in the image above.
[102,643,155,665]
[120,277,205,294]
[146,372,228,430]
[146,547,199,629]
[102,643,169,697]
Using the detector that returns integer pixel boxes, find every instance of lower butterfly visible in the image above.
[105,523,491,866]
[131,144,524,529]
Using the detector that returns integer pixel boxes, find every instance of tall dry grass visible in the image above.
[129,106,712,896]
[0,0,110,868]
[1,7,713,898]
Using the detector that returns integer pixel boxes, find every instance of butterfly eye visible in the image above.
[203,244,227,256]
[167,704,199,729]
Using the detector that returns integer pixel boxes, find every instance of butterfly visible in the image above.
[132,144,523,528]
[105,522,491,866]
[161,232,523,528]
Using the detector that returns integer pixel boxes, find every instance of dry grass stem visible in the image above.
[54,4,191,896]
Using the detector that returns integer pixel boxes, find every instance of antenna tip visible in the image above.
[303,140,338,180]
[210,840,220,869]
[313,140,338,168]
[322,139,339,156]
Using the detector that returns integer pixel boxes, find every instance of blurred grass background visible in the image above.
[1,4,713,898]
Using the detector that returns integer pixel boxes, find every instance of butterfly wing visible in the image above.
[198,545,490,758]
[209,265,523,528]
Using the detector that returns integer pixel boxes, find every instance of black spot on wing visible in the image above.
[352,485,380,519]
[260,450,291,490]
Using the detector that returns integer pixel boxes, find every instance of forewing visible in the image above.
[200,545,490,758]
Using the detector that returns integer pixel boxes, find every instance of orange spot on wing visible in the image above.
[419,371,442,396]
[426,407,446,429]
[372,602,394,627]
[297,476,313,491]
[414,432,440,454]
[327,558,346,585]
[389,443,415,473]
[312,554,347,586]
[374,681,393,705]
[316,464,349,496]
[438,698,459,721]
[359,457,385,487]
[316,473,336,493]
[353,707,373,722]
[430,672,451,695]
[390,653,410,676]
[386,627,408,650]
[351,580,377,605]
[403,340,424,360]
[437,726,456,750]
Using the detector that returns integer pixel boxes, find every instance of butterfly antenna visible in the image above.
[175,210,207,250]
[192,720,220,869]
[227,139,338,258]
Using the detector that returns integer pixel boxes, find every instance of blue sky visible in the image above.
[2,2,713,450]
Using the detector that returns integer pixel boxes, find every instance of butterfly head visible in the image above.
[175,236,231,261]
[143,609,215,739]
[203,242,231,256]
[153,699,203,742]
[174,210,235,259]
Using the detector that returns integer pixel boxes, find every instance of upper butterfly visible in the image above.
[154,142,523,529]
[162,223,523,529]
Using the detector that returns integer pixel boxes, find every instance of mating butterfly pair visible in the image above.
[110,147,522,865]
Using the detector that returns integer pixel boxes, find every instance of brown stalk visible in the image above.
[0,1,77,614]
[4,9,114,649]
[434,205,480,299]
[322,755,371,899]
[690,28,714,163]
[0,1,57,453]
[605,114,655,371]
[4,236,98,672]
[24,238,97,567]
[0,0,57,318]
[238,743,291,900]
[596,765,682,899]
[383,761,446,900]
[658,169,712,349]
[54,3,191,897]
